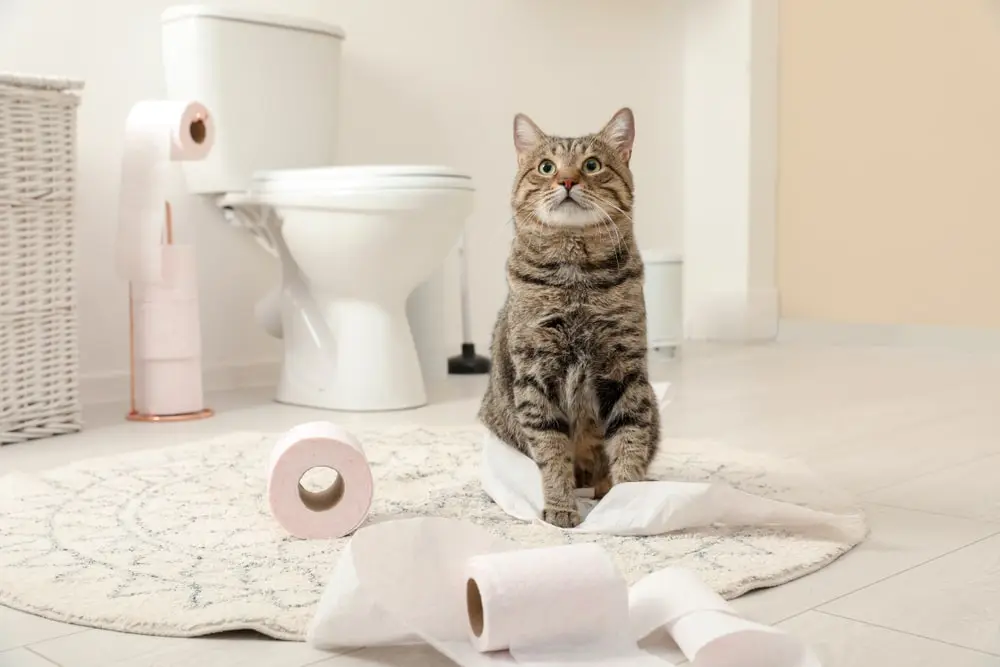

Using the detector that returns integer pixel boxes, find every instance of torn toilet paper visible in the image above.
[116,100,213,284]
[480,431,865,538]
[307,517,821,666]
[482,381,866,540]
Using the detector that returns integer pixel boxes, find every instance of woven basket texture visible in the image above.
[0,74,84,445]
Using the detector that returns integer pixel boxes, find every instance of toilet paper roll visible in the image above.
[135,359,204,416]
[131,243,199,303]
[132,245,201,360]
[465,543,631,655]
[130,243,205,416]
[267,422,375,540]
[629,567,822,667]
[116,99,214,285]
[308,517,822,667]
[133,298,201,360]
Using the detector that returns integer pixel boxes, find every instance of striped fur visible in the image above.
[478,108,661,528]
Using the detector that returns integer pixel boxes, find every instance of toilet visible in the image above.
[160,6,475,412]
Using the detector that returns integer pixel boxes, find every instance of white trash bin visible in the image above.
[641,249,683,354]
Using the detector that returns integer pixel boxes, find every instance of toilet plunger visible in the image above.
[448,233,491,374]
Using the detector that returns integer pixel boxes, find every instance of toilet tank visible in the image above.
[160,6,345,195]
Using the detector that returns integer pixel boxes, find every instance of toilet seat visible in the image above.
[252,165,475,194]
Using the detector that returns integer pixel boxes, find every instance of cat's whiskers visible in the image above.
[595,208,625,271]
[538,190,570,229]
[596,209,624,271]
[507,200,536,230]
[578,189,634,226]
[509,198,546,252]
[581,192,632,251]
[511,196,539,220]
[571,191,621,268]
[586,191,632,227]
[575,191,629,266]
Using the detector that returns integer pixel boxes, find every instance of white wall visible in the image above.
[0,0,683,403]
[680,0,778,341]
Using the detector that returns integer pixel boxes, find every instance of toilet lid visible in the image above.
[252,165,475,194]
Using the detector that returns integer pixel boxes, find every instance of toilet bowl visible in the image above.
[225,165,474,411]
[160,7,477,411]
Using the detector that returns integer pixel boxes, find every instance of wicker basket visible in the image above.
[0,73,84,445]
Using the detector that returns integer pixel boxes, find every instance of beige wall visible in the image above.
[778,0,1000,328]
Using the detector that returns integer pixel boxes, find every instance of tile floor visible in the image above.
[2,342,1000,666]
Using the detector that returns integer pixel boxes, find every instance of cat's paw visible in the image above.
[542,507,581,528]
[593,476,613,500]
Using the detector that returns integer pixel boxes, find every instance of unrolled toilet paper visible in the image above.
[307,517,821,666]
[267,422,375,540]
[480,381,866,540]
[116,99,213,285]
[481,432,865,538]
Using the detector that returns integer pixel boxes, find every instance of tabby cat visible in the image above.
[478,107,660,528]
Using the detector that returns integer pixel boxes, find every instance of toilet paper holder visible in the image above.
[125,202,214,423]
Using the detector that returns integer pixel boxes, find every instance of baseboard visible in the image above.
[778,319,1000,351]
[79,360,281,407]
[684,288,780,342]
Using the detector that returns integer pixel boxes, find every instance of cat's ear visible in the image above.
[599,107,635,165]
[513,113,546,155]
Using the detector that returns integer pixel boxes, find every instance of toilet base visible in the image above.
[275,298,429,412]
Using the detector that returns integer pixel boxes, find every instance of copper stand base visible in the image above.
[126,408,215,423]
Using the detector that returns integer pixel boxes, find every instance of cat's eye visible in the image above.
[538,160,556,176]
[583,158,602,174]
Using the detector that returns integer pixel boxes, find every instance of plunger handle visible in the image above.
[448,231,491,375]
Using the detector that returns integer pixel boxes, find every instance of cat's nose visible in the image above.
[562,179,576,191]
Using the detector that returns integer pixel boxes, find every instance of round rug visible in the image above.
[0,426,867,640]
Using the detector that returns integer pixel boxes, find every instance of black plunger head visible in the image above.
[448,343,491,375]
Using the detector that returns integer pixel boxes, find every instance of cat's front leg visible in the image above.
[592,451,613,499]
[596,375,660,486]
[512,373,579,528]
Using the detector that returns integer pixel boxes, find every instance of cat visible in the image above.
[478,107,661,528]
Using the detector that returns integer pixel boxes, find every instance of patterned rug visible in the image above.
[0,427,867,640]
